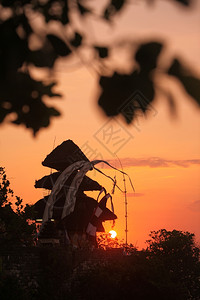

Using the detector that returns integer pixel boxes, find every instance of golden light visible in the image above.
[109,230,117,239]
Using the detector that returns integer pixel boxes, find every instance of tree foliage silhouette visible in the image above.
[146,229,200,299]
[68,229,200,300]
[0,0,199,134]
[0,167,36,246]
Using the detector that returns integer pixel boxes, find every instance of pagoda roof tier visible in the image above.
[42,139,89,171]
[35,171,102,191]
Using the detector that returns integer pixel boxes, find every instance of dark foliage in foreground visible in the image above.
[0,231,199,300]
[0,0,199,134]
[0,167,36,247]
[68,230,200,300]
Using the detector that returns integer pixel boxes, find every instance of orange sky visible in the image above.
[0,1,200,249]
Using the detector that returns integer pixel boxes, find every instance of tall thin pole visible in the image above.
[115,155,128,252]
[123,174,128,252]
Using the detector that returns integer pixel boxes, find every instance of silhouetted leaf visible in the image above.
[145,0,191,6]
[47,34,71,57]
[104,8,111,21]
[61,2,69,24]
[104,0,126,20]
[0,107,9,123]
[70,32,83,48]
[42,82,61,98]
[12,100,60,135]
[0,18,28,79]
[112,0,126,11]
[34,0,69,24]
[1,0,30,7]
[98,70,155,122]
[135,42,163,71]
[0,72,61,134]
[77,1,91,15]
[175,0,191,6]
[28,48,57,68]
[95,47,109,59]
[21,13,33,36]
[168,59,200,105]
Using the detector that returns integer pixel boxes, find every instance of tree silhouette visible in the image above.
[68,229,200,300]
[0,167,36,247]
[146,229,200,299]
[0,0,199,134]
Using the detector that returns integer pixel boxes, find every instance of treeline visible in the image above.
[0,167,36,248]
[67,230,200,300]
[1,231,200,300]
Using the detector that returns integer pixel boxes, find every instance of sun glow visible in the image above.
[109,230,117,239]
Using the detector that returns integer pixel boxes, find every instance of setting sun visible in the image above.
[109,230,117,239]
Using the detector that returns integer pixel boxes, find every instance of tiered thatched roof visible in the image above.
[34,139,117,241]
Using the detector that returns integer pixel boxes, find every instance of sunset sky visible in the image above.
[0,1,200,249]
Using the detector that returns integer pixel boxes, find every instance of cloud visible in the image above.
[105,157,200,169]
[188,200,200,212]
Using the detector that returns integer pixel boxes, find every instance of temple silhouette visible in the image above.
[34,140,117,247]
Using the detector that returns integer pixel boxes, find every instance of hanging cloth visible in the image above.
[42,160,88,223]
[86,193,112,238]
[61,161,93,219]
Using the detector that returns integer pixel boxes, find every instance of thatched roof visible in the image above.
[34,139,117,236]
[42,139,89,171]
[35,171,102,191]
